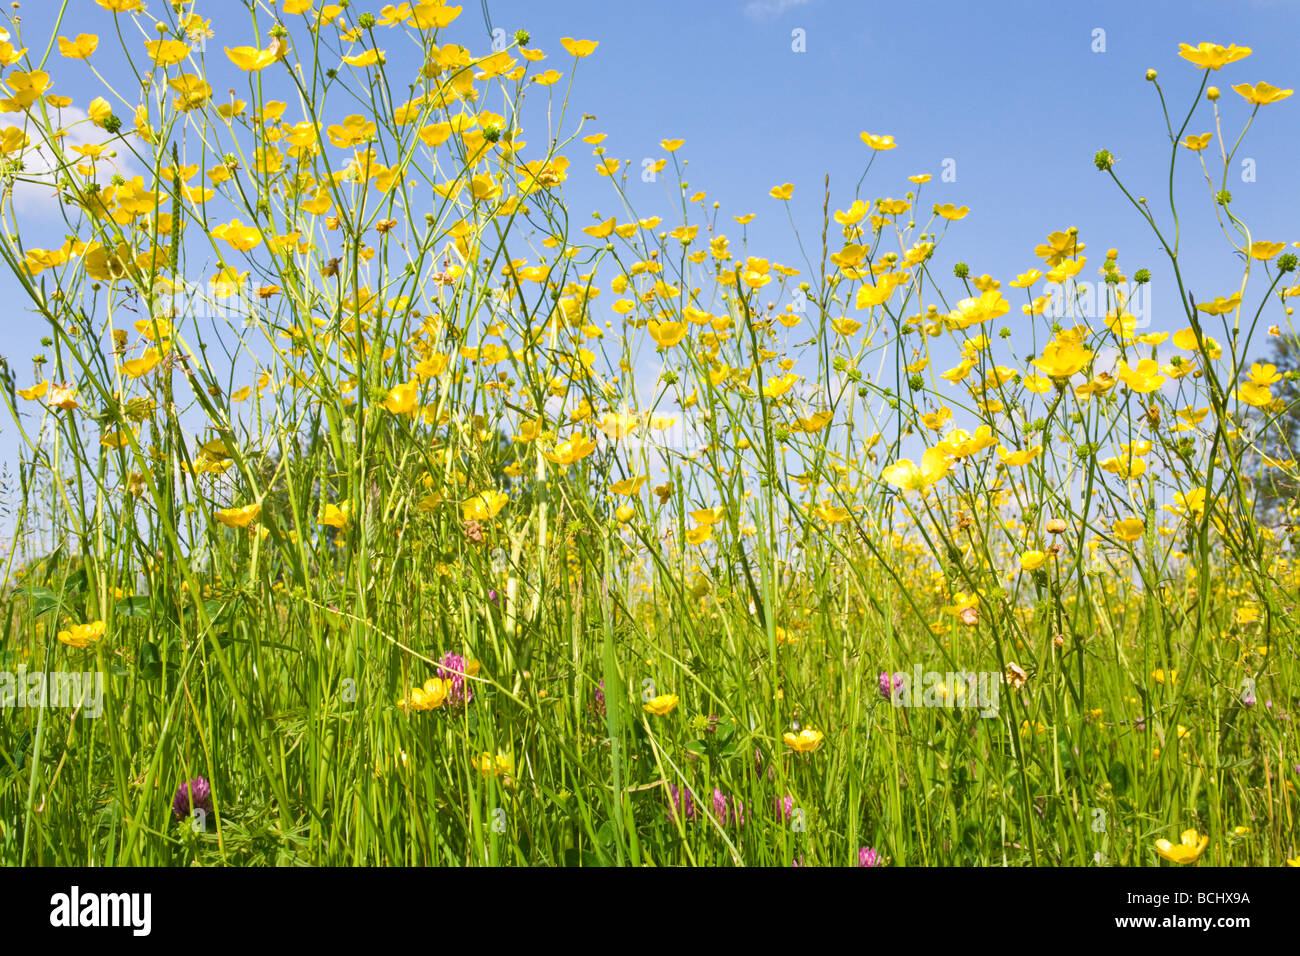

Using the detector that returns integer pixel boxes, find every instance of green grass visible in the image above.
[0,4,1296,867]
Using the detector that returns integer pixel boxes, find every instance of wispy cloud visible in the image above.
[13,107,142,220]
[743,0,813,22]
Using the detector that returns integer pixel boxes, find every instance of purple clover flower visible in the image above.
[776,794,795,822]
[858,846,881,867]
[878,670,904,701]
[711,787,745,826]
[172,776,213,821]
[666,783,697,824]
[437,652,473,706]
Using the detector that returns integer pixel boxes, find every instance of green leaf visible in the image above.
[0,730,32,778]
[18,586,59,617]
[562,847,607,867]
[1108,760,1130,795]
[138,642,163,680]
[65,567,89,596]
[115,596,153,617]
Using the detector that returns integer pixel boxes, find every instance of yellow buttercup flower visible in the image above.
[409,3,462,28]
[1115,358,1165,393]
[17,380,49,401]
[211,218,262,251]
[225,45,281,72]
[763,373,799,399]
[881,447,952,493]
[1113,517,1145,542]
[859,131,897,150]
[318,502,349,529]
[327,114,378,148]
[647,319,688,348]
[1232,81,1292,106]
[57,34,98,59]
[100,428,136,449]
[1171,327,1223,357]
[1237,382,1272,408]
[144,38,189,66]
[643,693,678,715]
[471,751,515,782]
[461,490,508,522]
[57,620,106,649]
[560,37,598,57]
[380,381,419,415]
[1033,340,1092,379]
[1194,292,1241,316]
[214,503,262,529]
[1177,42,1251,71]
[609,476,647,496]
[1035,230,1085,267]
[583,216,616,239]
[998,445,1042,466]
[939,425,997,459]
[1246,240,1287,260]
[813,503,850,524]
[1154,829,1209,864]
[400,677,450,712]
[1019,550,1048,571]
[1247,362,1283,387]
[835,199,869,224]
[855,282,893,310]
[797,410,833,433]
[784,728,824,752]
[1165,488,1206,520]
[47,384,80,410]
[691,506,726,526]
[543,435,597,466]
[685,525,712,546]
[342,49,385,67]
[121,348,160,379]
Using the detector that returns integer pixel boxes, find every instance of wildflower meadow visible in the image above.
[0,0,1296,872]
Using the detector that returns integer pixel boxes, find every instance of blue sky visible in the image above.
[1,0,1297,523]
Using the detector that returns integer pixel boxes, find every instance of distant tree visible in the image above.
[1241,334,1300,525]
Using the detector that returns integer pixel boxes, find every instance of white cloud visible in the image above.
[744,0,813,21]
[12,106,142,222]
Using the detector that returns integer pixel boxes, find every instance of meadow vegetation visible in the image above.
[0,3,1295,866]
